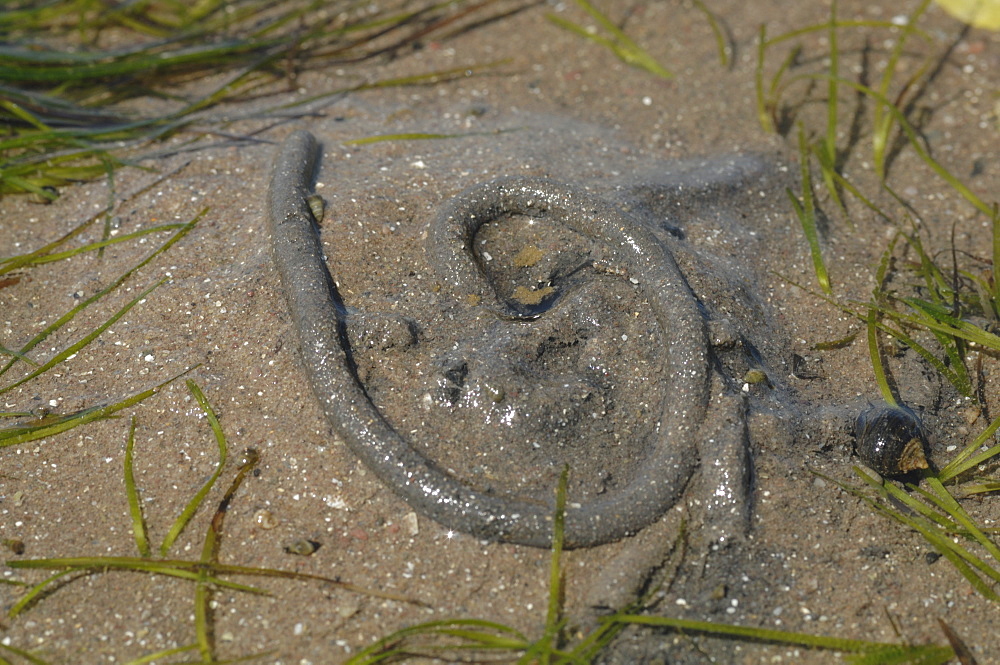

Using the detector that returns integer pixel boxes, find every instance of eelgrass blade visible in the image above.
[195,443,258,661]
[0,277,164,396]
[0,210,202,379]
[813,330,859,350]
[124,415,151,558]
[121,644,198,665]
[754,25,774,132]
[955,267,995,321]
[0,162,187,270]
[818,0,846,216]
[763,19,931,50]
[7,568,82,619]
[181,559,419,604]
[810,141,880,228]
[0,343,37,367]
[805,74,993,216]
[573,0,672,78]
[271,63,506,114]
[867,236,900,405]
[0,367,194,448]
[788,125,831,294]
[570,521,687,661]
[872,315,969,397]
[901,296,1000,351]
[345,469,577,664]
[612,614,944,653]
[0,642,53,665]
[18,223,188,266]
[158,380,228,556]
[906,518,1000,603]
[0,1,506,197]
[992,204,1000,314]
[0,577,28,587]
[924,476,1000,563]
[851,467,1000,602]
[779,270,971,396]
[963,481,1000,495]
[872,0,933,180]
[937,412,1000,482]
[866,306,897,406]
[845,470,963,533]
[344,619,529,665]
[418,628,528,650]
[926,323,972,394]
[0,205,105,273]
[540,466,569,664]
[547,0,673,79]
[194,562,213,660]
[859,297,999,395]
[756,17,930,135]
[691,0,730,67]
[10,553,418,603]
[0,39,286,85]
[7,558,268,619]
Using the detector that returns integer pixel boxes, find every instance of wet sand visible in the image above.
[2,1,1000,663]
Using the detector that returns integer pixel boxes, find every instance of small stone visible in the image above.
[403,511,419,536]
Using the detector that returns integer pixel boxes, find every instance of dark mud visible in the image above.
[270,109,814,554]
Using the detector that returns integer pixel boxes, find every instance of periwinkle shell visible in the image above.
[854,403,930,477]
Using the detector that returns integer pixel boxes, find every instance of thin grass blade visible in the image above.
[867,308,897,406]
[0,278,164,396]
[345,620,528,665]
[21,223,189,266]
[754,25,774,132]
[924,476,1000,562]
[124,415,151,557]
[541,465,569,663]
[818,0,846,215]
[159,380,228,556]
[0,210,201,378]
[0,367,194,448]
[613,615,910,651]
[121,644,198,665]
[194,444,259,661]
[851,467,1000,601]
[871,316,968,396]
[850,469,962,533]
[872,0,933,179]
[788,131,831,294]
[0,643,53,665]
[804,74,992,215]
[7,568,81,618]
[344,132,478,145]
[547,0,673,78]
[692,0,730,67]
[938,412,1000,482]
[992,204,1000,313]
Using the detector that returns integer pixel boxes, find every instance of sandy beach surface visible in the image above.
[2,1,1000,663]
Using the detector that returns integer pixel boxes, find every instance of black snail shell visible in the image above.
[854,403,930,477]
